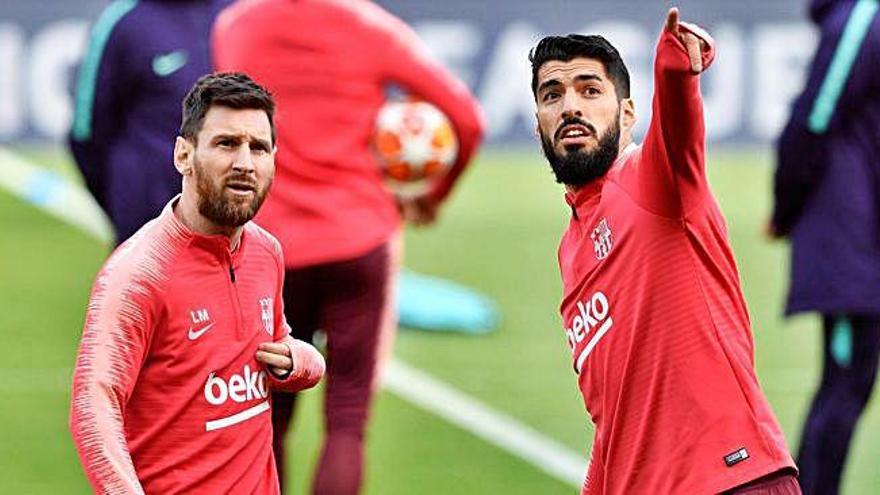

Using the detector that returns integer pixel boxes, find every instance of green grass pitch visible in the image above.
[1,146,879,493]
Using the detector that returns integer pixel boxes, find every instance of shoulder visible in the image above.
[214,0,274,32]
[245,222,285,265]
[94,216,187,307]
[88,0,141,43]
[820,1,879,38]
[322,0,413,39]
[605,144,642,184]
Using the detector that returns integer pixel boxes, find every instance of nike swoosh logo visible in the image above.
[188,322,215,341]
[152,50,188,77]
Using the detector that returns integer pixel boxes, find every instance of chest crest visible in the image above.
[590,217,613,260]
[259,297,273,336]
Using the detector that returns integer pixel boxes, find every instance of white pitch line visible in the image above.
[384,359,586,487]
[0,147,113,243]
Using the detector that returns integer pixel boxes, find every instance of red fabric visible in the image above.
[557,31,794,494]
[70,199,324,494]
[213,0,484,268]
[725,470,801,495]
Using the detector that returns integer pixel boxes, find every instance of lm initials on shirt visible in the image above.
[188,308,213,341]
[565,290,614,373]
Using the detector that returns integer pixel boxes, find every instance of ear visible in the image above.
[620,98,636,136]
[534,113,543,140]
[173,136,194,176]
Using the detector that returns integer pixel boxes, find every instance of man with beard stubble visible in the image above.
[69,73,325,494]
[531,9,798,494]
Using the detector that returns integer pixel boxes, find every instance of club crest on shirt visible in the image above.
[259,297,273,335]
[591,218,613,260]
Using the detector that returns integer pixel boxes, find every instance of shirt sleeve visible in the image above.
[371,6,485,203]
[268,336,326,393]
[634,23,715,218]
[69,262,156,495]
[771,3,879,235]
[68,5,134,211]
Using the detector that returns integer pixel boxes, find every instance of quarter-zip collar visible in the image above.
[162,195,248,270]
[564,178,605,221]
[563,142,637,221]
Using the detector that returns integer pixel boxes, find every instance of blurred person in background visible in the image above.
[70,73,325,495]
[532,8,797,494]
[69,0,232,244]
[212,1,485,493]
[769,0,880,493]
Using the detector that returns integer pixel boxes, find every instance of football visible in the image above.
[372,100,458,196]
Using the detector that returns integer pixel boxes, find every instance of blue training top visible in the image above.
[69,0,232,244]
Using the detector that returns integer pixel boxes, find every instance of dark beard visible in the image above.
[193,156,270,228]
[540,116,621,187]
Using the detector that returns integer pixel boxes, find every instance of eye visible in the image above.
[217,139,235,148]
[251,142,270,154]
[542,91,560,103]
[584,87,601,97]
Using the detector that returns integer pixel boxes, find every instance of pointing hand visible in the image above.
[665,7,709,74]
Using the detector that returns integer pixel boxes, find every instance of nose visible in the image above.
[232,144,256,174]
[560,89,583,120]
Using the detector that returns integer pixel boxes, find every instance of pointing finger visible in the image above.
[665,7,679,33]
[683,33,703,73]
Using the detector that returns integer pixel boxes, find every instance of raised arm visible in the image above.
[69,264,155,495]
[637,8,715,217]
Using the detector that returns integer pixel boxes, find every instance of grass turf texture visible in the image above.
[2,145,879,493]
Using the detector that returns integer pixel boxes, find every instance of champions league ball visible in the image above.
[372,100,458,197]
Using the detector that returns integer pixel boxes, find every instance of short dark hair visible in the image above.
[180,72,276,144]
[529,34,630,101]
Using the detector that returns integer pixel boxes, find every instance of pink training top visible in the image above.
[213,0,485,268]
[70,198,325,495]
[556,27,795,494]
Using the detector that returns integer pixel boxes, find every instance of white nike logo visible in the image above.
[188,322,215,341]
[152,50,188,77]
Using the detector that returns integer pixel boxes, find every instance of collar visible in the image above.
[563,143,637,220]
[564,178,604,221]
[162,195,248,268]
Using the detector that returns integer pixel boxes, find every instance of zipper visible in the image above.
[226,253,244,340]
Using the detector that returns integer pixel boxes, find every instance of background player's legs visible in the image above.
[372,228,402,391]
[312,244,389,495]
[797,315,880,495]
[275,266,322,494]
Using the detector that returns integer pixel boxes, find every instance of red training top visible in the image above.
[69,199,325,495]
[556,27,795,494]
[213,0,485,268]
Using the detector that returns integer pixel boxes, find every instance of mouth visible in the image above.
[556,124,594,147]
[225,180,257,196]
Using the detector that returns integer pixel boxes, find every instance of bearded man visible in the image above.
[531,9,798,494]
[69,72,325,495]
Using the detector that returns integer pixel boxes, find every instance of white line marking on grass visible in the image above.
[0,147,113,243]
[384,359,586,487]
